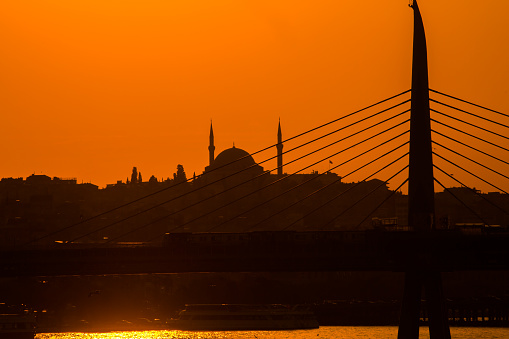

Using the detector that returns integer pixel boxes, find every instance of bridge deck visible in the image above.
[1,231,507,277]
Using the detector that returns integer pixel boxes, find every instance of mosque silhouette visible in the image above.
[203,121,282,180]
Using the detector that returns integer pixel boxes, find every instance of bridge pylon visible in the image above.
[397,1,451,338]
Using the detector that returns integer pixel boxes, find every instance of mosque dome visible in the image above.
[211,146,257,171]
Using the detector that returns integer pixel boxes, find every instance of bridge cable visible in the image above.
[224,140,410,233]
[431,130,509,166]
[432,140,509,181]
[430,99,509,130]
[66,99,411,242]
[430,118,509,153]
[277,149,409,232]
[27,94,410,246]
[123,119,410,241]
[431,110,509,143]
[24,90,411,246]
[320,164,409,230]
[353,178,408,230]
[279,151,408,231]
[108,90,504,239]
[434,177,489,225]
[99,109,410,242]
[434,165,509,217]
[200,125,410,234]
[430,89,509,119]
[432,152,509,195]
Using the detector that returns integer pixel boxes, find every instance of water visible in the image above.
[36,327,509,338]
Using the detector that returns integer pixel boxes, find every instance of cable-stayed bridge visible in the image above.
[2,83,508,274]
[1,1,508,338]
[11,87,507,247]
[2,87,509,276]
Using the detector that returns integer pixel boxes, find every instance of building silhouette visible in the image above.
[0,122,507,246]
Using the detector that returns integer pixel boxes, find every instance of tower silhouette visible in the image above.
[398,2,451,338]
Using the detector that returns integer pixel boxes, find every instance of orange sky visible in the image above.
[1,1,508,192]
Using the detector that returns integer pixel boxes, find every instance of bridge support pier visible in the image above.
[425,271,450,339]
[398,271,451,339]
[398,271,422,339]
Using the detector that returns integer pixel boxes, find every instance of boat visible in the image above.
[0,303,36,339]
[169,304,319,331]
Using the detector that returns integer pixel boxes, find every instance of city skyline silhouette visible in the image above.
[0,1,507,192]
[1,2,508,337]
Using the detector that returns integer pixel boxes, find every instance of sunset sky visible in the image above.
[1,1,508,192]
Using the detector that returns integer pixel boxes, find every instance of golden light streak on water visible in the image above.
[35,327,509,339]
[35,330,322,339]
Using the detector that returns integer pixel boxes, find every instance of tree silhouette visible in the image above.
[131,167,138,184]
[138,172,142,183]
[173,164,187,183]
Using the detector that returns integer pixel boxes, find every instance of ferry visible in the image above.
[169,304,319,331]
[0,303,36,339]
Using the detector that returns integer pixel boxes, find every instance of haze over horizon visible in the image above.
[1,1,507,192]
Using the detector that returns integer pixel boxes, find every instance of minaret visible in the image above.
[277,118,283,176]
[208,121,215,167]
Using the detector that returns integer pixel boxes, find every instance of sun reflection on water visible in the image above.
[35,330,304,339]
[36,329,327,339]
[37,331,221,339]
[35,327,509,339]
